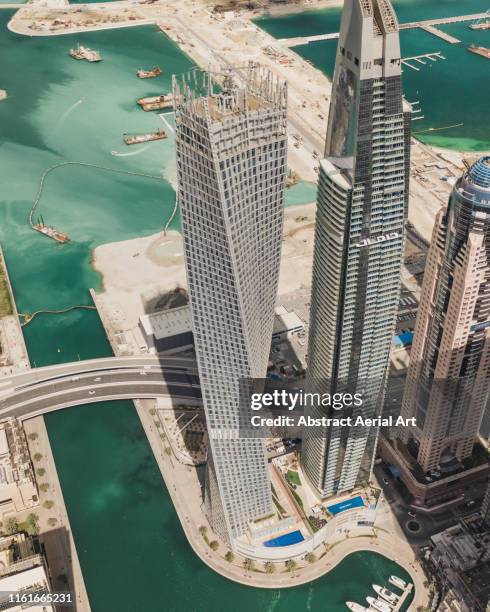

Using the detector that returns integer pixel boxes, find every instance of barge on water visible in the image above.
[69,44,102,63]
[32,218,69,244]
[123,130,167,145]
[137,66,162,79]
[137,94,173,111]
[468,45,490,59]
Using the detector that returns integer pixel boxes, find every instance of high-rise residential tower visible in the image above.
[301,0,411,497]
[173,65,288,543]
[399,157,490,474]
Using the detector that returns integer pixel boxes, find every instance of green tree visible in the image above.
[5,517,19,535]
[285,559,297,572]
[305,552,316,564]
[28,433,38,441]
[243,558,254,572]
[27,513,39,534]
[47,518,58,527]
[33,453,42,462]
[39,483,50,493]
[43,500,54,509]
[225,551,234,563]
[264,561,275,574]
[198,526,207,537]
[209,540,219,551]
[36,468,46,477]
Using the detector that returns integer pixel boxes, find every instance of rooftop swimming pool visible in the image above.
[327,495,366,516]
[264,530,305,547]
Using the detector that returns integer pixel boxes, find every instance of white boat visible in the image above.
[389,575,407,590]
[346,603,368,612]
[373,585,398,605]
[366,596,392,612]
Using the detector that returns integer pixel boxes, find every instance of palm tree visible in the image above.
[264,561,275,574]
[225,551,234,563]
[209,540,219,551]
[305,552,316,564]
[243,558,254,572]
[285,559,297,572]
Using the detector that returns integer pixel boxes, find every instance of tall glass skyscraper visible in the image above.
[173,65,288,543]
[301,0,411,497]
[399,157,490,473]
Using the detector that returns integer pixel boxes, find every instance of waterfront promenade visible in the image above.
[0,245,90,612]
[138,395,429,605]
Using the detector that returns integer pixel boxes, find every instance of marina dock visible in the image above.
[401,51,445,71]
[278,32,339,48]
[279,11,488,47]
[392,582,413,611]
[419,24,460,44]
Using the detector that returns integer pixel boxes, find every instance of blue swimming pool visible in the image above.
[327,495,366,516]
[263,530,305,547]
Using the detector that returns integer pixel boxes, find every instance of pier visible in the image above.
[399,12,489,30]
[278,32,339,48]
[392,582,413,611]
[401,51,445,71]
[278,11,489,47]
[419,24,460,44]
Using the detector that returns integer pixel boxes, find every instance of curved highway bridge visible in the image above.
[0,355,201,420]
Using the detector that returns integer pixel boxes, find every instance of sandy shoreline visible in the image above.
[92,202,316,306]
[252,0,343,18]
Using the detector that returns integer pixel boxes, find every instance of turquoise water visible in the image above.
[0,11,414,612]
[256,0,490,150]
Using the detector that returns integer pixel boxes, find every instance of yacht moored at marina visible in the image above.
[389,576,407,590]
[346,602,368,611]
[373,585,398,605]
[469,20,490,30]
[366,596,392,612]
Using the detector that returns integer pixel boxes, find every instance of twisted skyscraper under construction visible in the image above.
[173,65,288,543]
[302,0,411,497]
